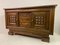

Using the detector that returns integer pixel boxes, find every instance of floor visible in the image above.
[0,30,60,45]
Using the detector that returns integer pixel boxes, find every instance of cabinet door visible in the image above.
[19,12,33,28]
[32,11,50,30]
[6,12,18,27]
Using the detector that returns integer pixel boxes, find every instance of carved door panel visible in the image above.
[19,12,33,28]
[6,12,18,27]
[33,11,50,30]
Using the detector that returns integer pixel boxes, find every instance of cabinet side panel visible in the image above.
[49,8,55,35]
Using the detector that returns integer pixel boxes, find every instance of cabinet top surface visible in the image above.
[4,5,57,10]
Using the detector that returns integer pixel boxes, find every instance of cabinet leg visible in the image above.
[8,31,14,35]
[41,37,49,42]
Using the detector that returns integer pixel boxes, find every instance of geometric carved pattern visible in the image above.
[9,15,16,23]
[35,16,45,25]
[7,12,17,26]
[33,11,49,30]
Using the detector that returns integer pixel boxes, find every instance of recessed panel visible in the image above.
[33,11,50,30]
[7,12,18,26]
[19,12,33,28]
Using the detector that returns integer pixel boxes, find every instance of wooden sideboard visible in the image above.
[5,5,56,42]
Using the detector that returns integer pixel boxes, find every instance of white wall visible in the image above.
[0,0,60,34]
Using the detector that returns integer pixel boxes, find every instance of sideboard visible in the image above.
[5,5,56,42]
